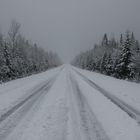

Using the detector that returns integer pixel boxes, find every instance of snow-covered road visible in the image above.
[0,65,140,140]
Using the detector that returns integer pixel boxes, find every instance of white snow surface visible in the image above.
[0,64,140,140]
[0,66,63,116]
[72,66,140,113]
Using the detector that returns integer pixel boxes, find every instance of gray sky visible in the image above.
[0,0,140,63]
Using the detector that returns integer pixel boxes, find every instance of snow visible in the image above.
[73,66,140,112]
[5,66,69,140]
[0,64,140,140]
[0,66,63,116]
[71,68,140,140]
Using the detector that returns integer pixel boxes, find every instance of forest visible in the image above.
[0,20,61,82]
[72,31,140,82]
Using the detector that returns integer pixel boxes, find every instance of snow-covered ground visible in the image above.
[0,64,140,140]
[0,66,63,116]
[72,66,140,116]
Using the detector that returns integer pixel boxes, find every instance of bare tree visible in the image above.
[8,20,20,48]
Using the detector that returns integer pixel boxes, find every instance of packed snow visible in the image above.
[73,66,140,114]
[0,64,140,140]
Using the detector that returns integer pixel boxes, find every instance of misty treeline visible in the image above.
[0,20,61,82]
[72,31,140,82]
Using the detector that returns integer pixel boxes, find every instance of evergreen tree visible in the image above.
[96,60,101,71]
[0,21,61,83]
[115,32,132,79]
[3,42,16,80]
[105,54,113,75]
[100,53,108,73]
[120,34,123,47]
[135,40,140,52]
[102,33,108,46]
[72,31,140,82]
[130,32,136,51]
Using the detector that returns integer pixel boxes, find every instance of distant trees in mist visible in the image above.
[0,20,61,83]
[72,31,140,82]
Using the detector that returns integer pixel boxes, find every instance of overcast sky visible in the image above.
[0,0,140,62]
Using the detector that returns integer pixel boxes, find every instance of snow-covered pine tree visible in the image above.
[0,20,60,83]
[100,53,108,73]
[120,34,123,47]
[102,33,108,47]
[105,54,113,75]
[96,60,101,71]
[115,31,133,79]
[0,34,6,82]
[3,42,16,80]
[135,40,140,52]
[72,31,140,81]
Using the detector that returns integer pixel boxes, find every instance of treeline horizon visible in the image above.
[72,31,140,82]
[0,20,61,83]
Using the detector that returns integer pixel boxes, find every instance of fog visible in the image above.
[0,0,140,62]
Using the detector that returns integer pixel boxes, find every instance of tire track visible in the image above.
[0,75,57,139]
[0,77,55,123]
[74,69,140,125]
[69,73,110,140]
